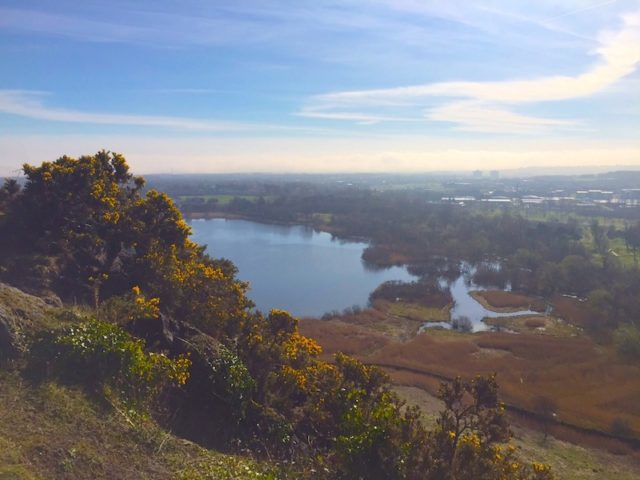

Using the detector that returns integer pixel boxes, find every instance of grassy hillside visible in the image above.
[0,282,284,480]
[394,386,640,480]
[0,369,281,480]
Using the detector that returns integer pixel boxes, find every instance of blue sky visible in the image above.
[1,0,639,174]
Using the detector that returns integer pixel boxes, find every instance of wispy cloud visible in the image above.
[295,107,419,125]
[0,90,245,131]
[426,101,577,134]
[0,6,278,47]
[300,9,640,133]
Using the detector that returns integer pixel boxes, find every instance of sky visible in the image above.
[1,0,639,174]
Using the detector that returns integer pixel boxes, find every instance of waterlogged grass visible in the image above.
[470,290,544,312]
[303,296,640,448]
[310,213,333,224]
[384,300,451,322]
[484,315,581,337]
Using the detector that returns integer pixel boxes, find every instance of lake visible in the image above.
[189,218,416,316]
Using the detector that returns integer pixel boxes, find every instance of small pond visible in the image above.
[437,263,541,332]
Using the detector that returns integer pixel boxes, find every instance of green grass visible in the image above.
[521,211,629,228]
[311,213,333,224]
[512,426,640,480]
[0,369,284,479]
[177,194,218,201]
[385,301,451,322]
[581,229,638,268]
[476,208,639,269]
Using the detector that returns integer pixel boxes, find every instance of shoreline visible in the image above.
[469,290,544,313]
[185,211,372,244]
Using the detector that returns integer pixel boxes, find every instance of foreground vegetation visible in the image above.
[172,177,640,444]
[0,151,554,479]
[395,386,640,480]
[0,369,280,480]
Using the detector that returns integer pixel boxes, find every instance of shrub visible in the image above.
[451,316,474,333]
[524,318,546,329]
[34,319,190,402]
[96,287,160,325]
[613,324,640,361]
[171,334,257,447]
[610,417,634,438]
[531,395,558,440]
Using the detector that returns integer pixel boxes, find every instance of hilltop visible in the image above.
[0,151,557,479]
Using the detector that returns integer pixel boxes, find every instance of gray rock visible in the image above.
[0,283,52,359]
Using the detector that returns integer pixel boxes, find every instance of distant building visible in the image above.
[575,189,614,204]
[521,195,544,205]
[621,189,640,206]
[472,170,483,178]
[441,196,476,203]
[481,196,512,204]
[490,170,500,179]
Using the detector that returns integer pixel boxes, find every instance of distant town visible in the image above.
[438,170,640,213]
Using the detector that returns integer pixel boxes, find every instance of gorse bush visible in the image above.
[36,319,190,401]
[97,286,161,325]
[0,152,556,479]
[0,151,250,338]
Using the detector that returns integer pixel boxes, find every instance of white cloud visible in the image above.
[302,9,640,133]
[295,107,419,125]
[0,90,246,131]
[426,101,577,133]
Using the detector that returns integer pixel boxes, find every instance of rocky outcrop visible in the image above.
[0,282,57,359]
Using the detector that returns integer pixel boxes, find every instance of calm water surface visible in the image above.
[189,219,416,317]
[443,264,540,332]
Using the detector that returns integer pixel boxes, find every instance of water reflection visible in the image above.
[189,218,416,317]
[438,262,540,332]
[190,219,541,329]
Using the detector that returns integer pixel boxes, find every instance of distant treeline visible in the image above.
[0,152,557,480]
[173,183,640,347]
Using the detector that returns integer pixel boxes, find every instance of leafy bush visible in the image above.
[451,316,474,332]
[610,417,634,438]
[524,318,546,329]
[34,319,190,402]
[189,335,255,422]
[96,286,160,325]
[613,324,640,361]
[2,153,557,479]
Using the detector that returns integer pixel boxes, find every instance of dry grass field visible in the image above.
[300,301,640,450]
[393,385,640,480]
[552,296,595,328]
[380,299,451,322]
[484,315,581,336]
[471,290,545,312]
